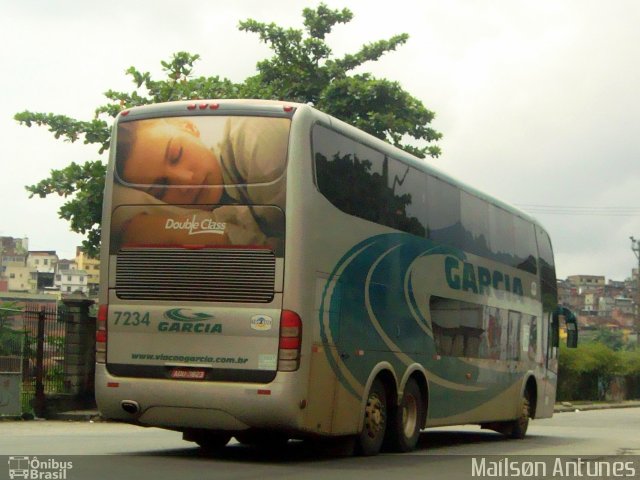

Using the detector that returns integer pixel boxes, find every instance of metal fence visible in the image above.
[23,304,70,413]
[0,306,24,415]
[0,303,70,415]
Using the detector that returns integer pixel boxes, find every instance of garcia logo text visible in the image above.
[159,308,222,334]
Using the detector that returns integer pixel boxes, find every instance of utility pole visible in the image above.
[631,236,640,342]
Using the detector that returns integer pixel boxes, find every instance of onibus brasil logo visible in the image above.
[158,308,222,334]
[164,214,226,236]
[8,456,72,479]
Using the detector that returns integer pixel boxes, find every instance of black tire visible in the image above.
[306,436,356,457]
[356,378,388,456]
[508,391,531,439]
[186,431,232,450]
[385,378,425,452]
[235,431,289,448]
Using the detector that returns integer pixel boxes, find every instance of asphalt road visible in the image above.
[2,408,639,480]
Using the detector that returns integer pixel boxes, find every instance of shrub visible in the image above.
[558,342,640,401]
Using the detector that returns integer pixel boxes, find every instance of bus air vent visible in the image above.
[115,247,275,303]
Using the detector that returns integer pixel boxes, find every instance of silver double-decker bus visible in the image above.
[95,99,577,455]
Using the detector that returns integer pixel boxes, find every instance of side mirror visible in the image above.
[566,321,578,348]
[551,314,560,348]
[555,306,578,348]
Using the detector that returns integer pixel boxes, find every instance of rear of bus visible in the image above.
[95,100,306,436]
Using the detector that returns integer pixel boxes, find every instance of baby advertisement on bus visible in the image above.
[109,115,290,256]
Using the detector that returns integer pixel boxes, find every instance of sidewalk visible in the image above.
[553,400,640,413]
[50,409,102,421]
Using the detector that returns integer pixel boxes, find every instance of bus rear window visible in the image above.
[115,115,290,203]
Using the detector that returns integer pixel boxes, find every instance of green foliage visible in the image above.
[13,112,111,154]
[15,3,441,254]
[558,342,640,401]
[24,161,106,257]
[239,6,441,156]
[0,302,24,356]
[592,327,625,351]
[0,329,24,357]
[0,302,21,325]
[562,342,626,377]
[45,365,64,384]
[619,349,640,376]
[46,335,65,353]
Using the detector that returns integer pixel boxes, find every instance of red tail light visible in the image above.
[96,330,107,343]
[96,304,108,363]
[278,310,302,372]
[279,337,300,349]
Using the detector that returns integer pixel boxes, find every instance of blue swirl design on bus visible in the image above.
[319,232,523,419]
[163,308,215,322]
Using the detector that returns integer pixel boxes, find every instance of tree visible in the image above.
[558,342,627,401]
[592,327,625,351]
[0,302,23,357]
[15,4,441,256]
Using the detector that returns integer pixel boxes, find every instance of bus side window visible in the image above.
[550,311,560,348]
[536,228,558,315]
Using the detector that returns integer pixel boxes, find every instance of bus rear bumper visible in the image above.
[140,406,250,431]
[95,364,302,432]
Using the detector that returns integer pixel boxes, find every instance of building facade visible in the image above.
[55,269,89,295]
[26,251,59,291]
[75,247,100,296]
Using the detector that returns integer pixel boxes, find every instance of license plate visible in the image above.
[170,368,206,380]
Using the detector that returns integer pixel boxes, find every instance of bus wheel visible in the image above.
[235,431,289,448]
[509,391,531,439]
[356,378,388,456]
[385,378,424,452]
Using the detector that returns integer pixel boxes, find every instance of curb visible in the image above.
[47,411,102,422]
[554,402,640,413]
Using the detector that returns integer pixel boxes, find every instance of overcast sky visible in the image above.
[1,0,639,280]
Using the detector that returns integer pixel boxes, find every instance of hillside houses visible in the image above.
[0,236,99,299]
